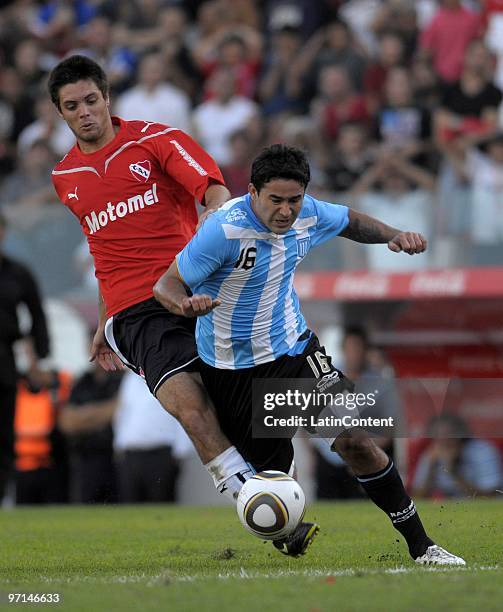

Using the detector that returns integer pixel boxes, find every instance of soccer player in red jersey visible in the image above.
[48,55,253,502]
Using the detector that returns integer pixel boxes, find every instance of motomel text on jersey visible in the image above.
[85,183,159,234]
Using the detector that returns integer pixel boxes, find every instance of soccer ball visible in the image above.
[236,471,306,540]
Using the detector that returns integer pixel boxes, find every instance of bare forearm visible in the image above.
[339,209,400,244]
[98,292,107,329]
[203,183,231,211]
[153,268,189,315]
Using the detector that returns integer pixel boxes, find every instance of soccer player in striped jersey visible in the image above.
[154,144,466,565]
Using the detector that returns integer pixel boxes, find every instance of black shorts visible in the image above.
[199,333,353,474]
[104,297,200,395]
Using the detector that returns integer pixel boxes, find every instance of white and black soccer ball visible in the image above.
[236,471,306,541]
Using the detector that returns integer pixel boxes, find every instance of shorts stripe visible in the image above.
[104,317,133,367]
[153,356,199,396]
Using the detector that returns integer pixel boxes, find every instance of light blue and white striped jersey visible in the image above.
[176,193,349,369]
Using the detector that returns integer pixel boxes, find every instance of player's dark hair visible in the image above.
[48,55,109,110]
[250,144,311,192]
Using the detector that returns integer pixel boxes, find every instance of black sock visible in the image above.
[356,459,434,559]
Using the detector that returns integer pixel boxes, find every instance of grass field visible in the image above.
[1,499,501,611]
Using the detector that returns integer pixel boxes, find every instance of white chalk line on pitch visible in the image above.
[5,565,499,586]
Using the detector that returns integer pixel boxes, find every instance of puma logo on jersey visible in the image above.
[129,160,151,182]
[141,121,156,133]
[68,187,79,200]
[84,183,159,234]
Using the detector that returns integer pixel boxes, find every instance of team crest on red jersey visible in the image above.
[129,160,151,182]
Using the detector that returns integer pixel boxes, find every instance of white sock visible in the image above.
[205,446,254,503]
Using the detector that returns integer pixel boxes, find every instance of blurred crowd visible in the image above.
[0,0,503,290]
[8,323,503,506]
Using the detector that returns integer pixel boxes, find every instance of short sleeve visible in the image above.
[152,129,225,204]
[176,214,230,288]
[309,197,349,248]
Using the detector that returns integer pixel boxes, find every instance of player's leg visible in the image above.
[107,298,252,503]
[333,430,465,565]
[200,358,319,557]
[298,333,465,565]
[155,371,253,501]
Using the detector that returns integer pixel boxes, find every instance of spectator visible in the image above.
[70,16,136,95]
[192,68,259,165]
[435,40,502,238]
[258,25,302,116]
[0,66,34,153]
[14,369,72,504]
[114,52,191,133]
[410,57,442,111]
[17,94,74,158]
[200,32,261,101]
[0,140,57,216]
[58,350,122,504]
[435,39,502,149]
[352,151,435,270]
[419,0,481,84]
[447,131,503,246]
[412,413,503,498]
[375,66,434,170]
[363,32,406,113]
[483,0,503,89]
[158,6,201,101]
[265,0,334,40]
[322,123,374,195]
[310,64,370,144]
[114,371,193,503]
[291,18,367,106]
[312,326,399,499]
[191,1,262,97]
[370,1,420,62]
[12,38,46,98]
[28,0,97,58]
[221,129,254,197]
[0,212,50,503]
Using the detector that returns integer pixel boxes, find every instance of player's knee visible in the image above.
[332,433,376,462]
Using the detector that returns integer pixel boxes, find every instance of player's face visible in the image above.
[57,79,114,152]
[249,179,304,234]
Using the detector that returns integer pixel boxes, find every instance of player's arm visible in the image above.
[197,182,231,229]
[90,293,124,371]
[153,129,230,228]
[339,209,427,255]
[153,260,220,318]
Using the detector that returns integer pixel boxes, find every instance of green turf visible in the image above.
[0,500,501,611]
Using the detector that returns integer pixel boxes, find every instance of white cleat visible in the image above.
[415,545,466,566]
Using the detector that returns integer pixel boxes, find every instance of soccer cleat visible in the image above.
[415,544,466,566]
[273,522,320,557]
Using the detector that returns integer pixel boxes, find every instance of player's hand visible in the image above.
[180,294,221,317]
[388,232,427,255]
[90,326,125,372]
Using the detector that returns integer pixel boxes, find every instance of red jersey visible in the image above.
[52,117,225,316]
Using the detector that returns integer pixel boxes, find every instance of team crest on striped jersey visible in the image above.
[129,160,151,182]
[297,237,310,258]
